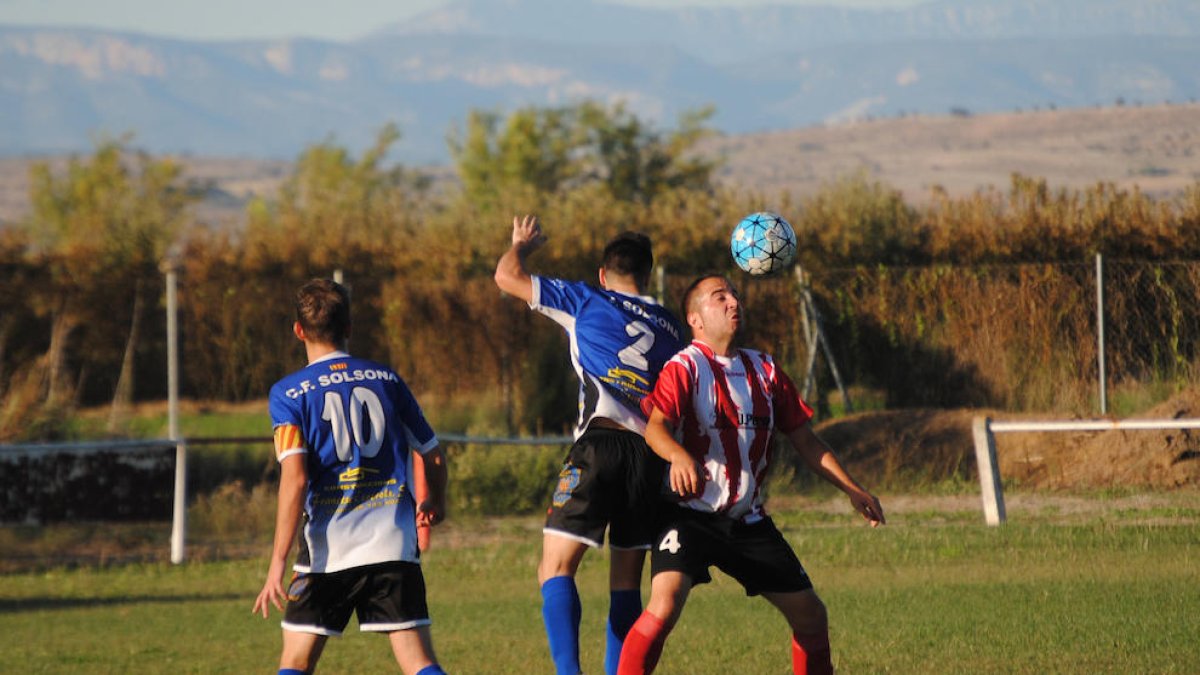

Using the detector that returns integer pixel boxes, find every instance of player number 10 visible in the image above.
[322,387,387,461]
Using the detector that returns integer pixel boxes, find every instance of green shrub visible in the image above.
[445,443,565,516]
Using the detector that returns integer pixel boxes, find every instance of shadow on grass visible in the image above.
[0,591,245,613]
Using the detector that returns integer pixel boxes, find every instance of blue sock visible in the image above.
[416,666,447,675]
[278,670,306,675]
[541,575,582,675]
[604,589,643,675]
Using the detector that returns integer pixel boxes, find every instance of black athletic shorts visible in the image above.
[544,427,665,549]
[649,505,813,596]
[282,561,431,635]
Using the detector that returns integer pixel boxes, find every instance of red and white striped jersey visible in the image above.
[643,340,813,522]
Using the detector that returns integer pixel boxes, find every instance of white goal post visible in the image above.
[972,416,1200,525]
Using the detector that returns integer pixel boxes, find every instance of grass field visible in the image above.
[1,492,1198,674]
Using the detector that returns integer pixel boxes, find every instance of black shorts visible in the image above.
[282,561,430,635]
[649,506,813,596]
[544,427,665,549]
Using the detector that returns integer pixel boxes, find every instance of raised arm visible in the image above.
[786,424,885,527]
[494,214,547,304]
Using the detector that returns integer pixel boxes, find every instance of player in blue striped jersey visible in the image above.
[495,215,684,675]
[253,279,449,675]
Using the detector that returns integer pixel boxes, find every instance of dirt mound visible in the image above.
[1004,389,1200,489]
[812,408,981,485]
[810,390,1200,490]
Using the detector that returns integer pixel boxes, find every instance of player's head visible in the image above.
[295,278,351,347]
[681,274,741,342]
[601,231,654,289]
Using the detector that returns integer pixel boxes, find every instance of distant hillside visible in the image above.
[2,103,1196,227]
[383,0,1200,64]
[1,0,1200,162]
[704,102,1200,204]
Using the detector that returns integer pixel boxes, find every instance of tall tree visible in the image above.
[449,101,719,206]
[22,139,193,433]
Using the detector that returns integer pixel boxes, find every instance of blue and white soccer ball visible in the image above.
[730,212,797,276]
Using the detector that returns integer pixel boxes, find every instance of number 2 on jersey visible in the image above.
[322,386,386,462]
[618,320,655,371]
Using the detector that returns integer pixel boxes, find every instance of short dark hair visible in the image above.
[602,231,654,287]
[681,273,729,318]
[295,278,351,345]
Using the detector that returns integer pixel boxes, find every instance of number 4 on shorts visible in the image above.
[658,529,681,554]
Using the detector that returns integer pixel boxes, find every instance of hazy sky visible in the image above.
[0,0,930,41]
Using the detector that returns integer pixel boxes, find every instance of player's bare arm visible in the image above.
[415,446,449,527]
[253,452,307,618]
[645,407,706,498]
[786,425,885,527]
[494,214,547,303]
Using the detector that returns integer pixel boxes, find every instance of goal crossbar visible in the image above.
[972,416,1200,526]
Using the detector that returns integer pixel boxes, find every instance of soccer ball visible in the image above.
[730,212,797,276]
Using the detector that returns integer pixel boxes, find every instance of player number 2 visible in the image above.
[618,320,655,371]
[322,387,386,462]
[658,529,682,554]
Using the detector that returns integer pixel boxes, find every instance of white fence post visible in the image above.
[971,416,1006,526]
[165,258,187,564]
[1096,253,1107,415]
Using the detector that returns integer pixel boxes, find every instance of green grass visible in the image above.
[2,495,1198,674]
[70,404,269,440]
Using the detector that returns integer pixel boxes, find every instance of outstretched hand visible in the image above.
[252,559,288,619]
[849,491,886,527]
[415,499,445,528]
[512,214,547,253]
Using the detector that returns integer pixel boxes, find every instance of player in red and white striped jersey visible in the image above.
[618,274,884,675]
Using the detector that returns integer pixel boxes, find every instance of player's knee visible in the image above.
[645,594,685,628]
[538,541,587,583]
[790,592,828,634]
[279,638,321,672]
[608,550,646,588]
[537,558,577,585]
[279,656,317,673]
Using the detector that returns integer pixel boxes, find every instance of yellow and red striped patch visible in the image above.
[274,424,304,459]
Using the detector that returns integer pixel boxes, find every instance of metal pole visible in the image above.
[802,284,853,413]
[794,266,818,399]
[166,259,187,564]
[971,416,1006,526]
[1095,253,1107,415]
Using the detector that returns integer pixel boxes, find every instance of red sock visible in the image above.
[792,629,833,675]
[617,611,668,675]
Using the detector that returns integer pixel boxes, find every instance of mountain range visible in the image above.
[2,0,1199,163]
